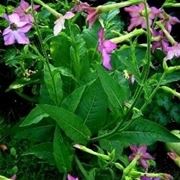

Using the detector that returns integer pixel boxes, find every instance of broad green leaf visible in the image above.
[0,175,11,180]
[23,142,55,165]
[97,66,128,113]
[76,80,108,134]
[44,64,63,105]
[53,127,73,173]
[62,85,86,112]
[110,118,180,146]
[15,125,54,142]
[20,106,49,127]
[39,104,91,144]
[50,33,71,67]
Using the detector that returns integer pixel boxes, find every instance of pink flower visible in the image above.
[73,2,98,27]
[67,174,79,180]
[129,145,154,170]
[165,16,180,32]
[124,3,161,31]
[14,0,39,23]
[151,30,169,52]
[53,11,74,36]
[160,12,180,33]
[98,28,117,70]
[165,43,180,60]
[3,13,32,45]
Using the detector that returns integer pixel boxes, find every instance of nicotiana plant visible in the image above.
[0,0,180,179]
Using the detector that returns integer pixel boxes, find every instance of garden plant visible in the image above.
[0,0,180,179]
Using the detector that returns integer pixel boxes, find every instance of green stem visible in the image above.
[34,0,61,17]
[140,72,166,112]
[75,156,89,179]
[110,29,145,44]
[160,86,180,99]
[74,144,111,161]
[97,0,143,13]
[163,3,180,8]
[156,22,176,45]
[15,90,37,103]
[31,0,59,105]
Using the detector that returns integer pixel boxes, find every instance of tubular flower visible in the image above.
[151,30,169,52]
[165,43,180,60]
[98,28,117,70]
[53,11,74,36]
[160,12,180,33]
[73,2,98,27]
[124,3,161,31]
[14,0,39,23]
[3,13,32,45]
[129,145,154,170]
[67,174,79,180]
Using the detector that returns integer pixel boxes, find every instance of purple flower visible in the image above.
[129,145,154,170]
[73,2,98,27]
[160,12,180,33]
[3,13,32,45]
[53,11,74,36]
[151,30,169,52]
[98,28,117,70]
[165,43,180,60]
[67,174,79,180]
[14,0,39,23]
[140,175,160,180]
[124,3,161,31]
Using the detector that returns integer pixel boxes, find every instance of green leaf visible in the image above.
[20,106,49,127]
[76,80,108,134]
[39,104,91,144]
[112,45,146,83]
[97,66,128,113]
[44,64,63,105]
[50,33,72,67]
[110,118,180,146]
[62,85,86,112]
[23,142,55,165]
[15,125,54,142]
[53,126,73,173]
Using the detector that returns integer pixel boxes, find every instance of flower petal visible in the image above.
[13,31,29,44]
[53,16,65,36]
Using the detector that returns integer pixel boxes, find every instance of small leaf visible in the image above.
[39,104,91,144]
[20,106,49,127]
[53,126,73,172]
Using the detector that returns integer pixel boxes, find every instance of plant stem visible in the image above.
[110,29,145,44]
[163,3,180,8]
[140,72,166,112]
[160,86,180,99]
[97,0,143,13]
[156,22,176,45]
[31,0,59,105]
[34,0,61,17]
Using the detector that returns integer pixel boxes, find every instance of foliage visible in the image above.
[0,0,180,179]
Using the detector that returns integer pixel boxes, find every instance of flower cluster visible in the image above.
[2,0,39,45]
[125,3,180,60]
